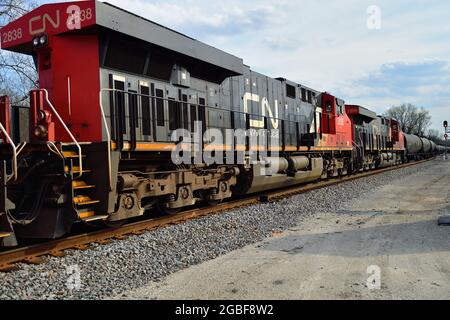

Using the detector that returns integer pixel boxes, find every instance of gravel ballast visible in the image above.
[0,161,433,299]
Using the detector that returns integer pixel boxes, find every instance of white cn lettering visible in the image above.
[29,10,60,35]
[243,93,279,129]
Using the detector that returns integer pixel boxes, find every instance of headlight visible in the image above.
[39,35,47,45]
[33,37,39,47]
[34,125,48,139]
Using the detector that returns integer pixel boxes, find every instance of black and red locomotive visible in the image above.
[0,1,444,246]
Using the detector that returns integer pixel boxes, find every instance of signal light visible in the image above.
[444,121,448,128]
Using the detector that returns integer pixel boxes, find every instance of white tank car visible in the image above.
[404,134,423,155]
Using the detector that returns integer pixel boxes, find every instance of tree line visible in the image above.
[383,104,445,144]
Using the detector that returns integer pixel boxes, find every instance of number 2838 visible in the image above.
[2,28,23,44]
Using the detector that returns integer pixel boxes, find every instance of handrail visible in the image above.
[47,141,65,159]
[99,88,114,191]
[40,89,83,180]
[0,122,17,182]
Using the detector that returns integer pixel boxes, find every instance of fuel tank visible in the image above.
[289,156,310,171]
[239,158,323,194]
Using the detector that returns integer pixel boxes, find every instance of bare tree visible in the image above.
[0,0,37,104]
[427,129,445,145]
[383,103,432,136]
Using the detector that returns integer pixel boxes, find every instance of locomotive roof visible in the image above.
[346,105,377,120]
[97,1,243,75]
[0,0,244,76]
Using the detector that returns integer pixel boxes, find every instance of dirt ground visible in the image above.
[116,160,450,300]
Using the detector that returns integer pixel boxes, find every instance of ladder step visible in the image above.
[82,215,109,223]
[72,181,95,190]
[76,200,101,206]
[78,210,96,219]
[74,185,96,190]
[63,151,86,158]
[74,195,100,206]
[66,166,91,174]
[0,232,12,238]
[62,142,92,146]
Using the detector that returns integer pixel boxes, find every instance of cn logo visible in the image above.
[28,5,86,35]
[66,5,81,30]
[29,10,60,35]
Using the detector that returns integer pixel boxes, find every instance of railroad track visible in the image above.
[0,158,434,272]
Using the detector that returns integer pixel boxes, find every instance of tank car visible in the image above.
[404,134,436,159]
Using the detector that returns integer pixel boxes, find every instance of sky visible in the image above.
[38,0,450,132]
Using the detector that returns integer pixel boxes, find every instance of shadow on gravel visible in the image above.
[262,219,450,257]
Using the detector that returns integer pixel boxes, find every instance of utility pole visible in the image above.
[438,120,450,225]
[444,121,448,161]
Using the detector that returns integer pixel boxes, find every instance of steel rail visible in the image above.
[0,157,434,271]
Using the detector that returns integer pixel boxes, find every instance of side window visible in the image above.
[301,88,307,102]
[307,91,312,103]
[286,84,296,99]
[155,89,165,127]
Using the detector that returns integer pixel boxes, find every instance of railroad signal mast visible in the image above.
[444,121,449,160]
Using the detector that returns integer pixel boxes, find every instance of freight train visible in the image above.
[0,1,447,246]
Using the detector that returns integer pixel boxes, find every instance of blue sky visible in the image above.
[39,0,450,132]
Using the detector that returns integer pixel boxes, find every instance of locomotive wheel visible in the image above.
[103,220,127,228]
[207,199,222,206]
[156,200,181,215]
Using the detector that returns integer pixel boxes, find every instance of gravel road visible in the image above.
[117,159,450,300]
